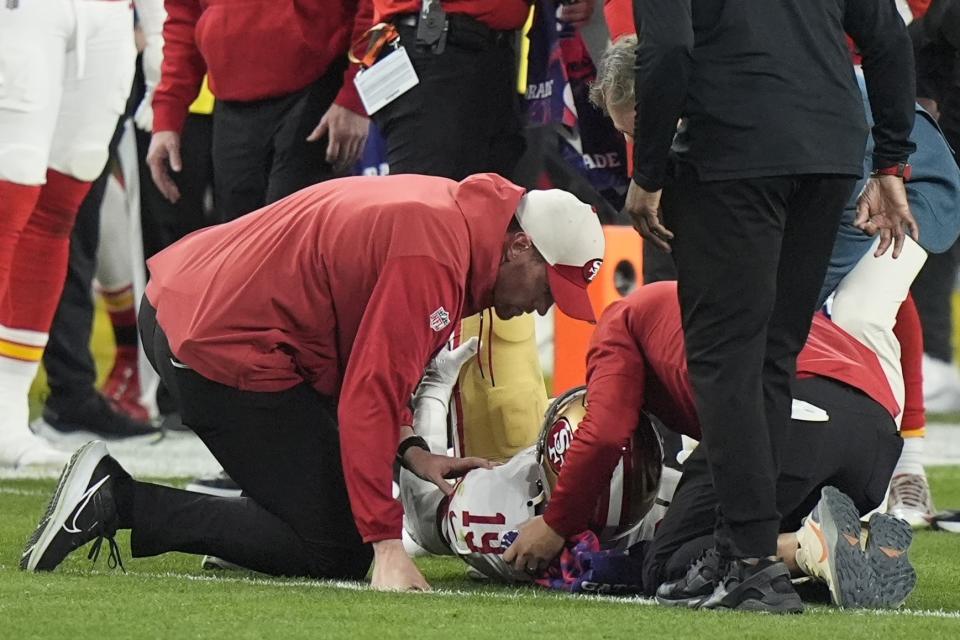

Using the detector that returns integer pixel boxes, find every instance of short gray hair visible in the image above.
[589,35,638,115]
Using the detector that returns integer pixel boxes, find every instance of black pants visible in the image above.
[372,22,524,180]
[137,113,215,260]
[42,166,111,410]
[212,63,344,221]
[131,300,372,579]
[661,172,855,558]
[911,242,960,362]
[642,376,902,594]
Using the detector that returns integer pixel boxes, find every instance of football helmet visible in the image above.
[538,385,663,547]
[441,446,547,582]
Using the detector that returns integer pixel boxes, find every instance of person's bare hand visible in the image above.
[403,447,494,495]
[501,516,564,577]
[307,103,369,173]
[558,0,594,27]
[623,181,672,252]
[146,131,182,203]
[370,539,431,591]
[854,175,919,259]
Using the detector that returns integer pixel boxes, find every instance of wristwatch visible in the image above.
[872,162,912,181]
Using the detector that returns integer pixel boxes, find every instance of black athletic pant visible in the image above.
[912,245,960,362]
[137,113,214,260]
[42,166,111,410]
[212,62,345,221]
[641,377,902,594]
[130,300,372,579]
[372,21,524,180]
[661,172,856,559]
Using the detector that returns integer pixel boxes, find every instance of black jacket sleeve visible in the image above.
[844,0,917,169]
[631,0,693,191]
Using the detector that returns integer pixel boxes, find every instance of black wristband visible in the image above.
[397,436,431,468]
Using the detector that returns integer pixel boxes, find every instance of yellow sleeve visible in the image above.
[452,311,549,462]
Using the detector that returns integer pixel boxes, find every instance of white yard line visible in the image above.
[73,569,960,619]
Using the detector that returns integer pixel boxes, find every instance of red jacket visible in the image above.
[145,174,524,542]
[374,0,531,30]
[543,281,901,537]
[153,0,373,134]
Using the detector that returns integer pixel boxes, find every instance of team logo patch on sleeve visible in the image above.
[429,307,451,332]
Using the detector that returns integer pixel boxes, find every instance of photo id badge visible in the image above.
[354,47,419,115]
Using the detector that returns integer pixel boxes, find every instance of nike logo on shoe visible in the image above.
[62,475,111,534]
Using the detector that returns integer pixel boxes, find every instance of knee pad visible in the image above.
[0,145,48,185]
[48,145,109,183]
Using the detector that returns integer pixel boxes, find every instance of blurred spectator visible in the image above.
[145,1,372,220]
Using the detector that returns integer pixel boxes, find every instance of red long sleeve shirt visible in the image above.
[153,0,373,134]
[145,174,524,542]
[544,281,900,537]
[373,0,531,30]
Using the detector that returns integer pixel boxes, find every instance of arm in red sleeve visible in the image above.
[895,292,926,433]
[152,0,207,134]
[543,313,649,538]
[337,256,463,543]
[333,0,375,115]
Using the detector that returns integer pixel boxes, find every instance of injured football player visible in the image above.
[401,281,918,609]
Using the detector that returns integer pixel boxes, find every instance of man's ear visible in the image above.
[505,231,534,260]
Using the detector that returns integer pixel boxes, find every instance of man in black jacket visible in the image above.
[623,0,918,613]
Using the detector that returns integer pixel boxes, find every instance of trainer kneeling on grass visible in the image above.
[19,173,605,591]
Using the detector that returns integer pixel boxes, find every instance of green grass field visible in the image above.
[1,469,959,639]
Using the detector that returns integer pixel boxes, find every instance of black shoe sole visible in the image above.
[20,441,108,572]
[817,486,874,608]
[866,513,917,609]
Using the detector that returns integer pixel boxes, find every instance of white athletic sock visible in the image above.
[893,436,925,477]
[0,325,64,467]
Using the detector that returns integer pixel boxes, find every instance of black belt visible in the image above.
[393,12,514,50]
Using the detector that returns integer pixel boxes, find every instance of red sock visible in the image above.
[99,284,139,347]
[0,180,42,304]
[0,170,91,332]
[896,293,926,436]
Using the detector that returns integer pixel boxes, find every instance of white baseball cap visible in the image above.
[515,190,606,323]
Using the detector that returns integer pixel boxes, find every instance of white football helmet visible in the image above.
[441,446,547,582]
[538,385,663,548]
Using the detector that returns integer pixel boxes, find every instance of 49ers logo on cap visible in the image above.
[582,259,603,284]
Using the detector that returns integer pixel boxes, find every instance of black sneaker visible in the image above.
[865,513,917,608]
[656,548,724,608]
[20,440,130,572]
[39,394,158,440]
[700,558,804,613]
[930,510,960,533]
[185,470,242,498]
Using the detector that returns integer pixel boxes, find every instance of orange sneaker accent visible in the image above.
[843,533,860,547]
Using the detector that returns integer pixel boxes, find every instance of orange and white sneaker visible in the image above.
[794,486,873,608]
[865,513,917,608]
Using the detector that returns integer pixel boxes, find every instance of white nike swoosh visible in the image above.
[63,475,111,535]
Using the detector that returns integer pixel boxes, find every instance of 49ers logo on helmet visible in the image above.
[583,259,602,283]
[545,417,575,474]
